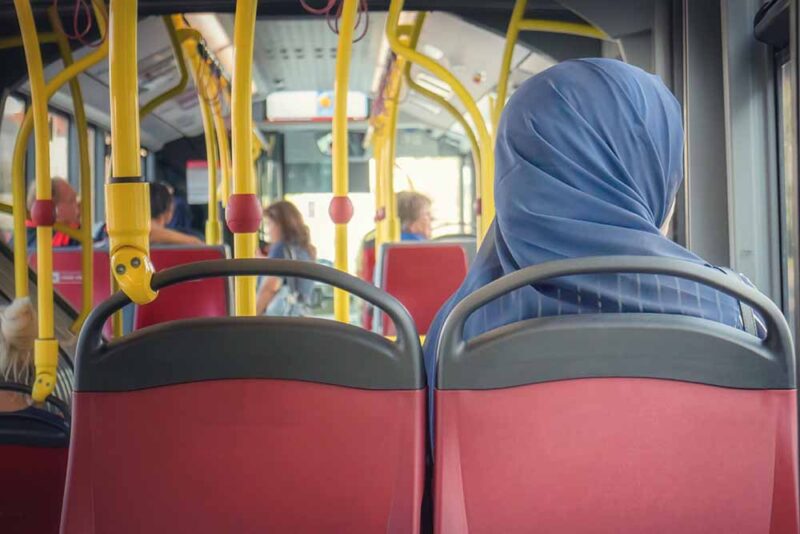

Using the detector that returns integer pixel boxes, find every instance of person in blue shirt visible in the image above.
[424,58,766,432]
[256,200,316,316]
[397,191,433,241]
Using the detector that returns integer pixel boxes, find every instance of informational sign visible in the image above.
[266,91,368,122]
[186,160,209,205]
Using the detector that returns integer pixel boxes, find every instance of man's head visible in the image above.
[149,181,175,226]
[27,177,80,226]
[397,191,433,239]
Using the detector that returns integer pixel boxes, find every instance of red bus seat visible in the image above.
[134,245,230,329]
[0,384,70,534]
[434,257,799,534]
[32,245,229,334]
[375,243,467,336]
[62,259,426,533]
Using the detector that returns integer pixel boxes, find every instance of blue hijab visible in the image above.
[424,59,743,394]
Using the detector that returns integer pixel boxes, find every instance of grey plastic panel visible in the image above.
[77,317,420,391]
[77,259,423,391]
[438,256,796,390]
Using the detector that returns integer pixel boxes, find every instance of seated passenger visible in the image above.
[0,298,71,418]
[25,177,81,248]
[424,59,764,404]
[149,182,204,246]
[397,191,433,241]
[256,200,316,316]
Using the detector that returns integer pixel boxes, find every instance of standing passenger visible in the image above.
[256,200,316,316]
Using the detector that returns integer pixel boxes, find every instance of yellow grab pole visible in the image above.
[372,122,391,251]
[11,0,107,302]
[494,7,610,135]
[140,16,189,119]
[229,0,259,316]
[181,34,221,245]
[212,95,232,208]
[517,19,610,39]
[386,0,494,242]
[200,87,221,244]
[48,5,94,332]
[403,13,482,215]
[493,0,527,136]
[384,62,403,243]
[330,0,359,323]
[107,0,157,306]
[0,32,57,50]
[14,0,58,402]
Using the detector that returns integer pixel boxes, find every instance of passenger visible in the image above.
[25,177,81,248]
[397,191,433,241]
[0,297,71,417]
[149,182,204,246]
[424,59,763,411]
[256,200,316,316]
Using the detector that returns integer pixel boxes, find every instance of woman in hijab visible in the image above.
[424,58,761,403]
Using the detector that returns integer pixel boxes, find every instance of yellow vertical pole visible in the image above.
[386,0,494,242]
[48,6,94,332]
[107,0,157,306]
[14,0,58,402]
[10,0,107,305]
[372,123,390,251]
[331,0,359,323]
[492,0,527,137]
[212,95,231,208]
[229,0,259,316]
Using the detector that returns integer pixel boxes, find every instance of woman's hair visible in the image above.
[150,182,174,220]
[264,200,315,258]
[397,191,431,230]
[0,298,37,385]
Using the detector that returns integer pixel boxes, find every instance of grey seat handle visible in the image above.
[79,258,421,361]
[439,256,794,371]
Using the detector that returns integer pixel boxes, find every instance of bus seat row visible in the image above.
[373,242,469,336]
[59,257,798,533]
[30,245,229,335]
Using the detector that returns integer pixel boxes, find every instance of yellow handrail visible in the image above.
[47,5,95,333]
[14,0,59,403]
[140,16,189,119]
[371,120,390,251]
[386,0,494,242]
[231,0,259,316]
[212,95,232,209]
[331,0,360,323]
[10,0,108,306]
[106,0,157,306]
[493,0,611,134]
[383,55,403,244]
[177,20,222,245]
[517,18,610,39]
[0,32,58,50]
[404,12,482,195]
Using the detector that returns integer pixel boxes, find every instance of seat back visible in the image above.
[433,235,477,265]
[63,259,425,533]
[375,242,467,335]
[30,247,113,312]
[134,245,230,329]
[0,384,70,534]
[434,256,799,534]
